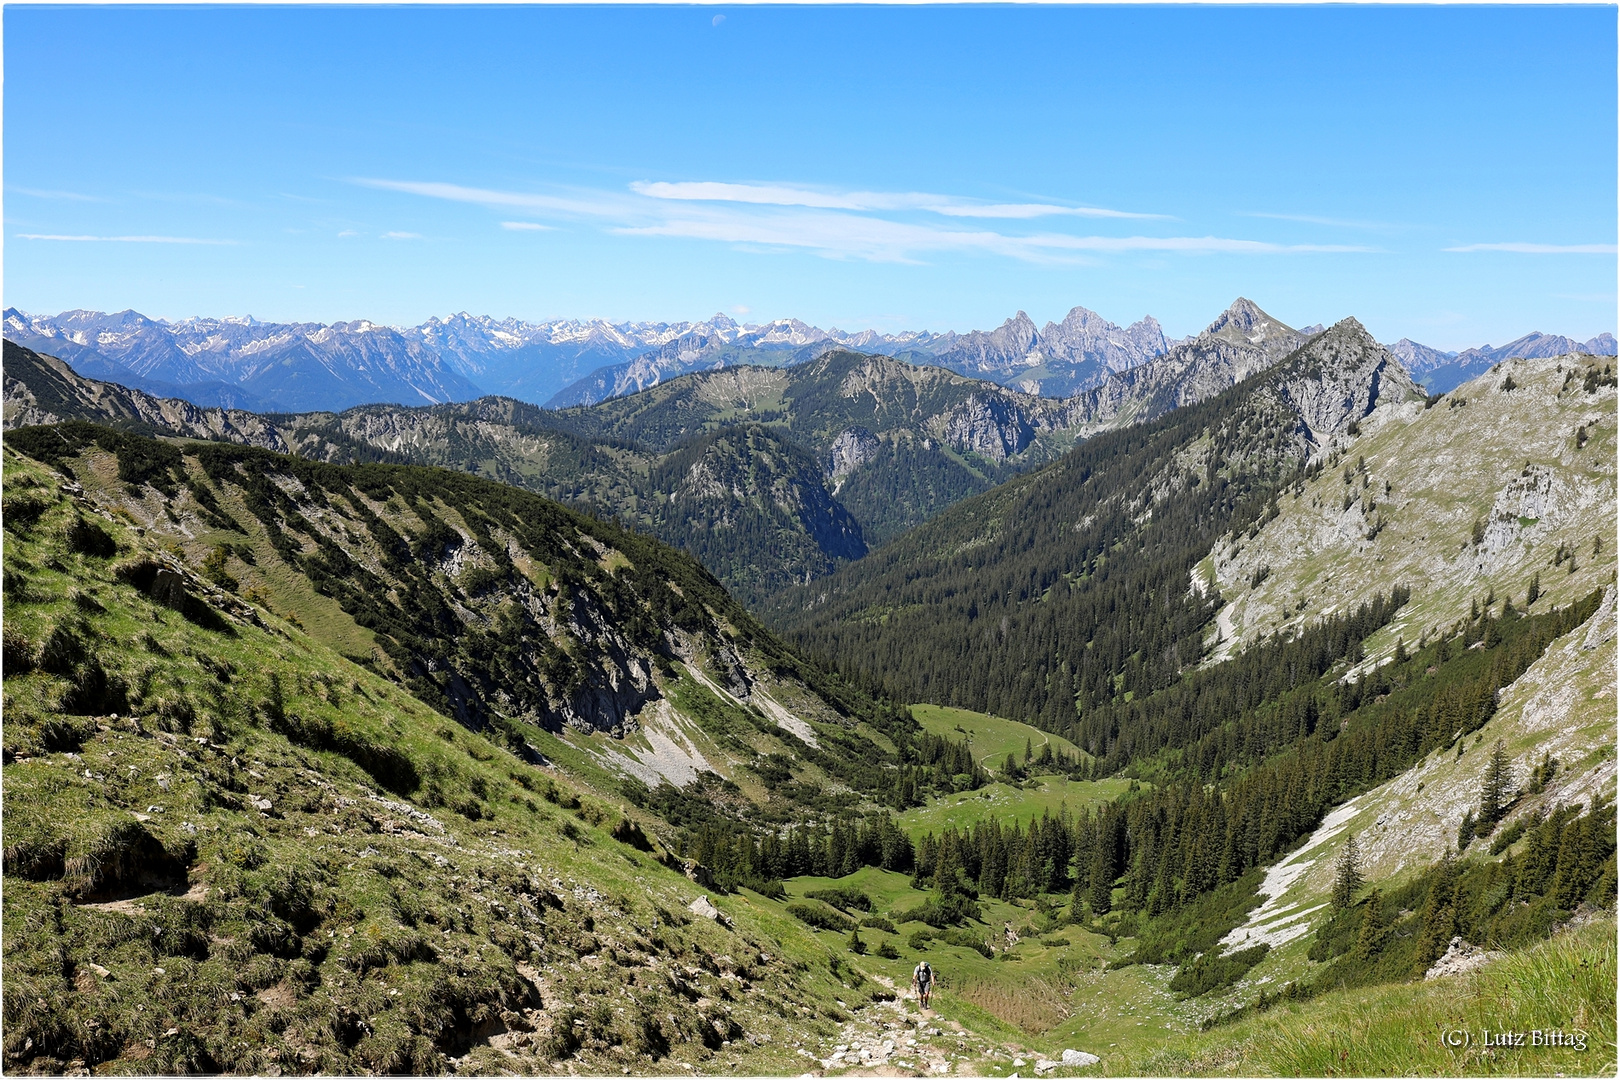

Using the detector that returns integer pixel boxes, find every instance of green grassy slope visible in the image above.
[0,442,917,1076]
[911,705,1083,769]
[1114,917,1616,1078]
[898,778,1133,842]
[1205,353,1616,666]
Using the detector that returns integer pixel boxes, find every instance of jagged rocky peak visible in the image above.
[1265,316,1423,444]
[1201,297,1301,355]
[981,311,1041,355]
[1040,306,1169,370]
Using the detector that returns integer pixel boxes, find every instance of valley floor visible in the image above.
[729,867,1615,1078]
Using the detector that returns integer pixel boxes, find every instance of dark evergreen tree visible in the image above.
[1331,834,1365,909]
[1479,739,1514,828]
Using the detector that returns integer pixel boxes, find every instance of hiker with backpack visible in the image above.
[912,959,935,1009]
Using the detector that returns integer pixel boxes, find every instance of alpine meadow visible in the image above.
[3,5,1617,1078]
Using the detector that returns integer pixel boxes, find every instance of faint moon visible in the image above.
[712,14,725,26]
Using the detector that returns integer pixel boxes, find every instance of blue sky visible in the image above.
[4,4,1616,348]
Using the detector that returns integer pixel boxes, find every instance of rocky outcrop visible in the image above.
[1424,936,1501,980]
[937,394,1037,461]
[1261,317,1424,446]
[828,427,881,479]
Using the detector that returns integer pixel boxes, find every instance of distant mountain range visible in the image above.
[1391,331,1617,394]
[0,298,1420,600]
[6,304,1612,415]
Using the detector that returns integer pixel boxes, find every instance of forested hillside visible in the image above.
[3,343,864,606]
[546,350,1094,545]
[766,319,1418,724]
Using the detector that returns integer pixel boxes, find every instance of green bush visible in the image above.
[65,516,117,558]
[1169,944,1270,998]
[905,925,991,957]
[805,886,873,912]
[787,901,854,933]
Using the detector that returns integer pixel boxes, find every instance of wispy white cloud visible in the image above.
[382,231,423,240]
[1239,211,1393,230]
[1445,242,1617,254]
[620,208,1374,262]
[354,178,629,219]
[361,176,1372,264]
[631,180,1168,220]
[16,233,233,245]
[501,221,556,232]
[8,187,109,203]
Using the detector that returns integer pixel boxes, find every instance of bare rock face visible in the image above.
[923,306,1170,396]
[1263,317,1424,446]
[828,427,881,479]
[945,311,1042,373]
[1424,936,1500,980]
[938,395,1037,461]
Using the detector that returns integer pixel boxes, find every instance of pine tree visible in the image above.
[1413,851,1458,972]
[1457,809,1477,851]
[1088,843,1114,916]
[1479,739,1514,828]
[1331,833,1364,909]
[1353,887,1385,960]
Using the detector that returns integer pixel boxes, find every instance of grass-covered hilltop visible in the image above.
[2,327,1616,1076]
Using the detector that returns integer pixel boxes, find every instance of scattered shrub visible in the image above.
[787,901,854,933]
[3,492,52,532]
[1169,944,1270,998]
[3,627,35,676]
[609,818,654,852]
[804,886,872,912]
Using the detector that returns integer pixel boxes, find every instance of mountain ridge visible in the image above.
[12,303,1613,416]
[763,318,1427,721]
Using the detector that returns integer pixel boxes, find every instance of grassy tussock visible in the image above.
[956,975,1071,1034]
[1116,916,1616,1076]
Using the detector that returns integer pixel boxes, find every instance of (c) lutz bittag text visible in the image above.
[1442,1029,1589,1051]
